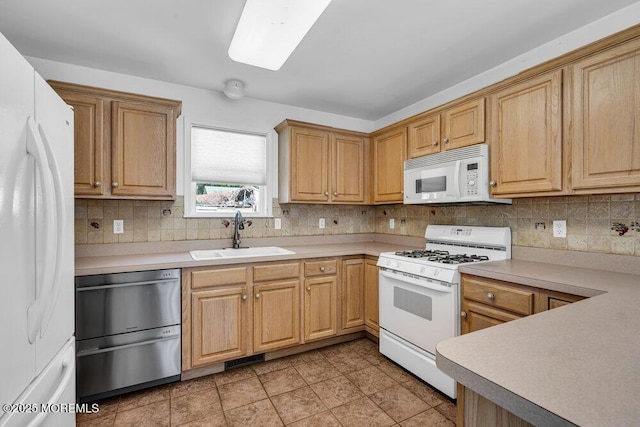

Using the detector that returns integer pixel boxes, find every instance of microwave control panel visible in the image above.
[464,162,479,196]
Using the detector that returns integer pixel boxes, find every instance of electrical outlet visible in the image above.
[319,218,325,229]
[553,220,566,238]
[274,218,281,230]
[113,219,124,234]
[389,218,395,229]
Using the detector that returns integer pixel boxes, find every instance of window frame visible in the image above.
[184,118,275,218]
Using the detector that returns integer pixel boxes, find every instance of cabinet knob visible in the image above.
[255,293,260,299]
[320,266,325,272]
[306,287,311,292]
[460,311,467,318]
[489,180,497,187]
[93,181,101,188]
[443,137,450,143]
[432,141,439,147]
[486,292,495,300]
[242,294,247,301]
[324,192,329,196]
[333,192,338,196]
[112,181,119,188]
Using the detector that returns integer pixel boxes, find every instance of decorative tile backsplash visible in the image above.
[75,194,640,256]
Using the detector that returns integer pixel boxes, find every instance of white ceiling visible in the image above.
[0,0,638,120]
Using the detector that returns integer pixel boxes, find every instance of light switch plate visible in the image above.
[319,218,325,229]
[389,218,395,229]
[113,219,124,234]
[274,218,281,230]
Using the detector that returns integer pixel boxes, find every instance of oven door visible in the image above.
[379,269,458,354]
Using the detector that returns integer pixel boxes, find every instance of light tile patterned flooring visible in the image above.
[76,338,456,426]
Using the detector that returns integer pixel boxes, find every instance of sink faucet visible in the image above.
[232,210,244,249]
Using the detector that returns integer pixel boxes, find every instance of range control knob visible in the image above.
[394,261,401,269]
[419,266,426,274]
[433,269,440,277]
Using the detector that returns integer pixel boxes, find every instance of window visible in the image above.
[184,123,272,217]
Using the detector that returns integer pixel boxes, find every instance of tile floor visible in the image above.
[76,338,456,426]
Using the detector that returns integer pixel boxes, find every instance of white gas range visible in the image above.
[377,225,511,399]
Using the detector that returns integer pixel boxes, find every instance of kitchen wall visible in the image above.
[74,197,374,245]
[375,194,640,256]
[74,193,640,256]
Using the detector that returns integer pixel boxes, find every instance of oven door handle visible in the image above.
[380,270,453,293]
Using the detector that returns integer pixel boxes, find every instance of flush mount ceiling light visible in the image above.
[223,79,245,99]
[228,0,333,71]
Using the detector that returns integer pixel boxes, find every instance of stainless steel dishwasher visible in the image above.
[75,269,181,402]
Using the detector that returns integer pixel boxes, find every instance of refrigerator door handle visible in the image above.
[25,117,60,344]
[37,122,66,337]
[26,345,74,427]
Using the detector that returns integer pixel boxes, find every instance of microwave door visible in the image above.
[407,165,456,202]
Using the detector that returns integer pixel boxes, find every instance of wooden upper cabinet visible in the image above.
[408,98,485,159]
[277,120,368,204]
[571,38,640,192]
[111,101,176,198]
[60,93,105,196]
[408,113,440,157]
[489,70,563,196]
[332,133,366,203]
[371,127,407,203]
[48,81,181,200]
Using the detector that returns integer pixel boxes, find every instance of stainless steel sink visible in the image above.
[189,246,295,260]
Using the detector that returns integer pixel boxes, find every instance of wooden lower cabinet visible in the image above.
[191,286,248,367]
[253,280,301,352]
[304,276,338,341]
[458,274,588,426]
[341,258,365,331]
[364,257,379,336]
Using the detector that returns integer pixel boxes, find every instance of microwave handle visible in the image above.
[453,160,461,199]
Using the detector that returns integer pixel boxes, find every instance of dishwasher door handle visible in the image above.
[76,278,180,292]
[76,334,179,357]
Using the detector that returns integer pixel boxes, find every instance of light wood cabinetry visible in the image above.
[408,98,485,158]
[488,70,563,197]
[571,38,640,193]
[253,262,301,352]
[183,266,250,370]
[459,273,588,426]
[340,258,365,331]
[276,120,368,204]
[49,81,181,200]
[364,256,380,336]
[371,127,407,204]
[303,259,338,341]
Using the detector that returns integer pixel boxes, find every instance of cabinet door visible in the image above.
[407,113,440,158]
[254,280,301,352]
[489,70,563,195]
[571,38,640,191]
[192,286,248,366]
[60,93,105,196]
[341,259,365,330]
[443,98,485,151]
[111,101,176,198]
[290,127,330,202]
[304,276,337,341]
[461,300,522,334]
[332,134,366,203]
[364,258,379,335]
[372,127,407,203]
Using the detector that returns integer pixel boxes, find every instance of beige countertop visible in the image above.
[436,259,640,426]
[75,240,416,276]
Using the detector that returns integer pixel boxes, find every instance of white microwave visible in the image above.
[403,144,511,204]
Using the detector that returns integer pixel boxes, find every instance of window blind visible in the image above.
[191,126,266,185]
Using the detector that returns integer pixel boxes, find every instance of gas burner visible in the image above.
[394,249,449,258]
[435,254,490,264]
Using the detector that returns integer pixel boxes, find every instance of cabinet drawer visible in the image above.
[191,267,247,289]
[253,262,300,282]
[462,276,534,316]
[304,259,338,277]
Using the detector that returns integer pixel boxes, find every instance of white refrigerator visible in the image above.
[0,31,76,426]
